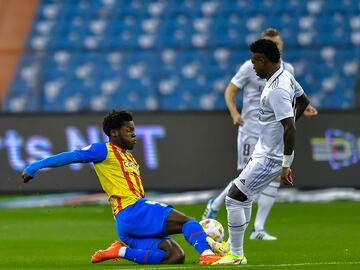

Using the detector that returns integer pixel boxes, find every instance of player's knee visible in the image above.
[228,183,248,202]
[176,250,186,264]
[159,239,185,264]
[169,249,185,264]
[163,251,185,264]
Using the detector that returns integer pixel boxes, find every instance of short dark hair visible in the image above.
[103,109,133,136]
[261,28,281,38]
[250,39,280,63]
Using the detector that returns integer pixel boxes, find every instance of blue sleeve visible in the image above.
[24,143,108,177]
[72,142,108,163]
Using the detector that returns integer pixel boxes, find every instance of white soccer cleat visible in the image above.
[249,228,277,240]
[202,199,219,219]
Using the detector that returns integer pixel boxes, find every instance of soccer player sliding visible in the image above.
[22,110,227,265]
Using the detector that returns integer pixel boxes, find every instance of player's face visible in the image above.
[111,121,137,150]
[263,35,284,51]
[251,53,266,79]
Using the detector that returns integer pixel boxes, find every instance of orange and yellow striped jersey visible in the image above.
[92,142,145,216]
[24,141,145,216]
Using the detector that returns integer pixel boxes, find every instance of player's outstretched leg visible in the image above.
[202,180,234,219]
[181,219,222,265]
[91,240,125,263]
[165,209,222,265]
[250,180,280,240]
[91,240,167,264]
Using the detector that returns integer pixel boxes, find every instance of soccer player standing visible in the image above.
[22,110,224,265]
[212,39,310,264]
[203,28,317,240]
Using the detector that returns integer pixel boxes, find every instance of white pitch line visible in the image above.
[112,261,360,270]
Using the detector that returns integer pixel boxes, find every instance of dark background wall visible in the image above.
[355,66,360,107]
[0,111,359,193]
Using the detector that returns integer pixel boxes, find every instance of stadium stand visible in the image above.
[0,0,39,110]
[3,0,360,112]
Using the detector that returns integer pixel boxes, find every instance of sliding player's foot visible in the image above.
[199,254,222,265]
[91,241,125,263]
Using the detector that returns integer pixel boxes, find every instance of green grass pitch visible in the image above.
[0,201,359,270]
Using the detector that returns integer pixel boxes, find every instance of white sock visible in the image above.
[225,196,252,256]
[212,180,233,210]
[254,181,280,231]
[118,246,127,258]
[244,203,252,225]
[201,249,214,255]
[225,203,252,251]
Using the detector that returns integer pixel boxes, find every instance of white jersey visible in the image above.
[252,66,304,161]
[231,60,295,137]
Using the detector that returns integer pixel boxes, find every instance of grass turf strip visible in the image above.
[0,201,359,270]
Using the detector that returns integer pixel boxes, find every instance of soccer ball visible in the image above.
[200,218,225,242]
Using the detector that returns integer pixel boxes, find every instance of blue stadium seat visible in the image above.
[4,0,359,111]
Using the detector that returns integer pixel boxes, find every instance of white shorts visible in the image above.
[234,157,282,202]
[237,129,258,170]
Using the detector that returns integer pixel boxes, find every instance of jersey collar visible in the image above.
[267,65,284,85]
[109,142,126,152]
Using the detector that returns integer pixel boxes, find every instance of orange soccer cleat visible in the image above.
[199,254,222,265]
[91,241,125,263]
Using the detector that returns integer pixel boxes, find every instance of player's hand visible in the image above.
[280,167,293,186]
[231,113,244,126]
[22,172,33,183]
[303,105,318,117]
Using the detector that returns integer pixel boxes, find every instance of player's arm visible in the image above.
[280,117,295,186]
[295,93,310,120]
[303,104,318,117]
[287,64,318,118]
[224,82,243,126]
[22,143,107,183]
[226,62,250,126]
[293,80,316,119]
[269,89,296,186]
